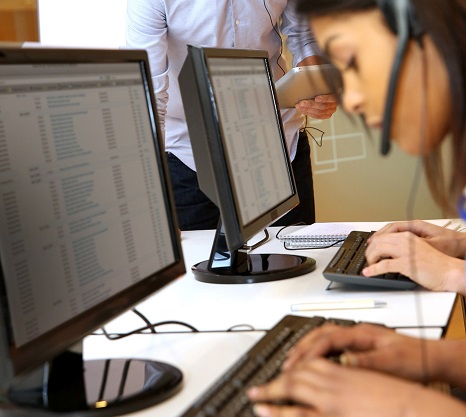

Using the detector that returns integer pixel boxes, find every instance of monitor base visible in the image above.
[6,350,183,416]
[192,253,316,284]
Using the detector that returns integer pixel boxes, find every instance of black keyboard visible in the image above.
[323,230,417,289]
[179,314,358,417]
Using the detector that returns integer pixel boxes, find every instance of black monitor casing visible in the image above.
[0,46,185,415]
[179,46,299,252]
[179,46,315,284]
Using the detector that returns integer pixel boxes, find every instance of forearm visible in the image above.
[126,0,169,138]
[432,339,466,390]
[297,55,327,66]
[410,384,466,417]
[432,227,466,259]
[281,2,319,66]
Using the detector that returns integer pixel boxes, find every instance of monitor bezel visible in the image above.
[0,46,185,380]
[180,46,299,252]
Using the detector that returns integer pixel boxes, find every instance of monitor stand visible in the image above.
[5,343,182,416]
[192,222,316,284]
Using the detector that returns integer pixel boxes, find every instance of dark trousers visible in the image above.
[167,131,315,231]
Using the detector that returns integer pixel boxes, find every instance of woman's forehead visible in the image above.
[310,11,387,48]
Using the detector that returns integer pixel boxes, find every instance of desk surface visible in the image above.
[104,223,457,333]
[84,222,456,417]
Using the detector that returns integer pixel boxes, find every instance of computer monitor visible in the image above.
[0,47,185,416]
[179,46,316,284]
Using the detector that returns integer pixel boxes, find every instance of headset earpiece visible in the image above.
[378,0,423,41]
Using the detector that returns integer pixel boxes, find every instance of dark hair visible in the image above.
[295,0,466,215]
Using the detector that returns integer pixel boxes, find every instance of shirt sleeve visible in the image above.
[280,3,320,67]
[126,0,169,138]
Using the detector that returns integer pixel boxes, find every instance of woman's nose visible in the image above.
[340,73,364,114]
[342,88,364,114]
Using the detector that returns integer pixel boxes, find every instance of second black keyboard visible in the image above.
[323,230,417,289]
[179,314,360,417]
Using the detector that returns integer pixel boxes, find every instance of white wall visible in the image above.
[309,109,443,222]
[38,0,127,48]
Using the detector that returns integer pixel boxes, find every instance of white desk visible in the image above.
[84,223,457,417]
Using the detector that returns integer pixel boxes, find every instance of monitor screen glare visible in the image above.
[0,48,185,416]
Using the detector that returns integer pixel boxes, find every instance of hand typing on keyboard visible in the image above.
[362,220,466,294]
[322,231,417,289]
[247,323,466,417]
[281,323,430,378]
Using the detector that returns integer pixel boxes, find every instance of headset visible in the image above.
[379,0,433,385]
[377,0,424,155]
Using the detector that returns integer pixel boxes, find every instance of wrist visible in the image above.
[443,258,466,294]
[297,55,326,66]
[456,235,466,258]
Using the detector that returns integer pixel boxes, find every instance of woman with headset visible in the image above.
[247,0,466,415]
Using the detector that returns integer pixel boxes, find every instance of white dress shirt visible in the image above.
[127,0,318,170]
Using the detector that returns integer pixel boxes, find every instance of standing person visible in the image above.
[246,0,466,416]
[126,0,338,230]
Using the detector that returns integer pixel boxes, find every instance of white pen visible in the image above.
[291,298,387,312]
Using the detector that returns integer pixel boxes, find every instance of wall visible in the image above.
[38,0,126,48]
[0,0,38,42]
[308,109,443,222]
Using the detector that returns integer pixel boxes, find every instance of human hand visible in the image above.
[295,94,337,119]
[362,229,465,292]
[371,220,466,258]
[247,358,466,417]
[282,323,439,383]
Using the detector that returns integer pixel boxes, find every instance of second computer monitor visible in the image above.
[179,46,315,284]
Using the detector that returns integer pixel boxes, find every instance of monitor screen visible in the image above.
[179,46,315,284]
[207,56,295,227]
[0,47,185,415]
